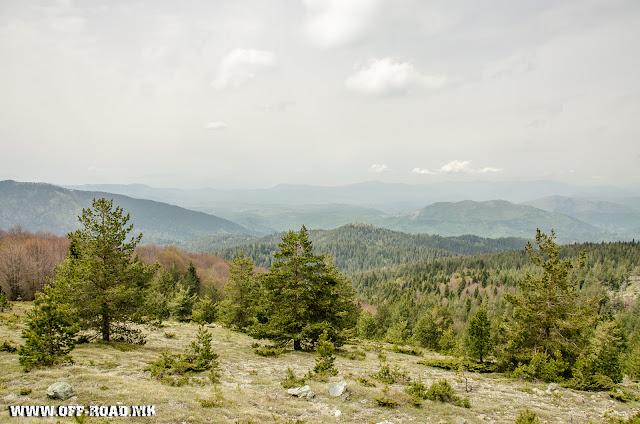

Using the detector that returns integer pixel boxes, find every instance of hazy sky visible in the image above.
[1,0,639,189]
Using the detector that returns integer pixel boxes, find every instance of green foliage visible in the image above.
[412,305,453,352]
[253,346,284,357]
[467,308,493,362]
[181,261,200,296]
[55,198,157,341]
[502,230,598,374]
[218,252,257,330]
[405,378,428,399]
[147,325,219,386]
[372,361,411,385]
[511,350,567,383]
[374,396,398,407]
[168,285,197,322]
[109,323,146,345]
[356,310,377,339]
[191,295,217,324]
[417,357,498,373]
[280,367,306,389]
[0,339,18,353]
[425,379,470,408]
[19,388,32,396]
[515,409,540,424]
[248,226,358,350]
[197,386,225,407]
[18,285,79,371]
[313,330,337,377]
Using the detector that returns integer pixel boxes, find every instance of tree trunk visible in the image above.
[101,305,110,341]
[293,339,301,351]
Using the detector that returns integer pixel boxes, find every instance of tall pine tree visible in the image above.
[54,198,157,341]
[249,226,357,350]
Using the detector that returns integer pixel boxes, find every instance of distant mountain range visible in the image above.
[65,180,640,213]
[0,180,253,244]
[2,180,638,246]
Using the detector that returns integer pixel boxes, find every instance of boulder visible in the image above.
[46,382,75,400]
[329,381,347,397]
[287,385,315,399]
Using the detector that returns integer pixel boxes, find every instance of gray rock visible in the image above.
[287,385,314,399]
[375,421,394,424]
[329,381,347,397]
[46,382,75,400]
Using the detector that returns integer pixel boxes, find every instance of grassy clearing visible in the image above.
[1,304,639,423]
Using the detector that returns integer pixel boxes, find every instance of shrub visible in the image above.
[191,295,217,324]
[515,408,540,423]
[18,285,78,371]
[147,326,219,386]
[425,379,470,408]
[417,357,498,373]
[391,345,422,356]
[254,346,284,357]
[280,367,306,389]
[313,330,337,377]
[372,362,411,385]
[0,339,17,353]
[511,351,566,383]
[375,396,398,407]
[109,323,146,345]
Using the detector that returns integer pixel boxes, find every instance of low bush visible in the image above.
[425,379,470,408]
[254,346,284,357]
[417,357,498,373]
[280,367,306,389]
[147,326,219,386]
[515,408,540,423]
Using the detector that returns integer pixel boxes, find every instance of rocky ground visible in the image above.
[1,303,639,424]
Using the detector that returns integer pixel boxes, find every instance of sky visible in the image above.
[1,0,639,189]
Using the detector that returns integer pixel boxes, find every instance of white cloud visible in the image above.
[413,161,502,176]
[204,121,227,130]
[345,58,446,96]
[212,49,276,90]
[370,163,388,173]
[439,160,502,174]
[439,160,472,173]
[302,0,384,48]
[411,167,435,175]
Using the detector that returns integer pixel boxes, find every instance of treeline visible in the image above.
[214,223,527,273]
[0,227,68,300]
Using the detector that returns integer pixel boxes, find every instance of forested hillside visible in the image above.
[212,223,527,273]
[0,180,253,244]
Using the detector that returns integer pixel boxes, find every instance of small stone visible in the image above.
[46,382,75,400]
[335,409,342,417]
[329,381,347,397]
[375,421,394,424]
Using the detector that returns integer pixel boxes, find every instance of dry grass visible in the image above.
[1,304,639,423]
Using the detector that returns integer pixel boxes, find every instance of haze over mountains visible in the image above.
[1,180,639,246]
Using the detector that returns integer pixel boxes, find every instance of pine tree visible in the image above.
[218,252,257,330]
[181,261,200,296]
[19,285,78,371]
[249,226,358,350]
[54,198,157,341]
[502,229,598,369]
[313,330,337,376]
[467,308,492,362]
